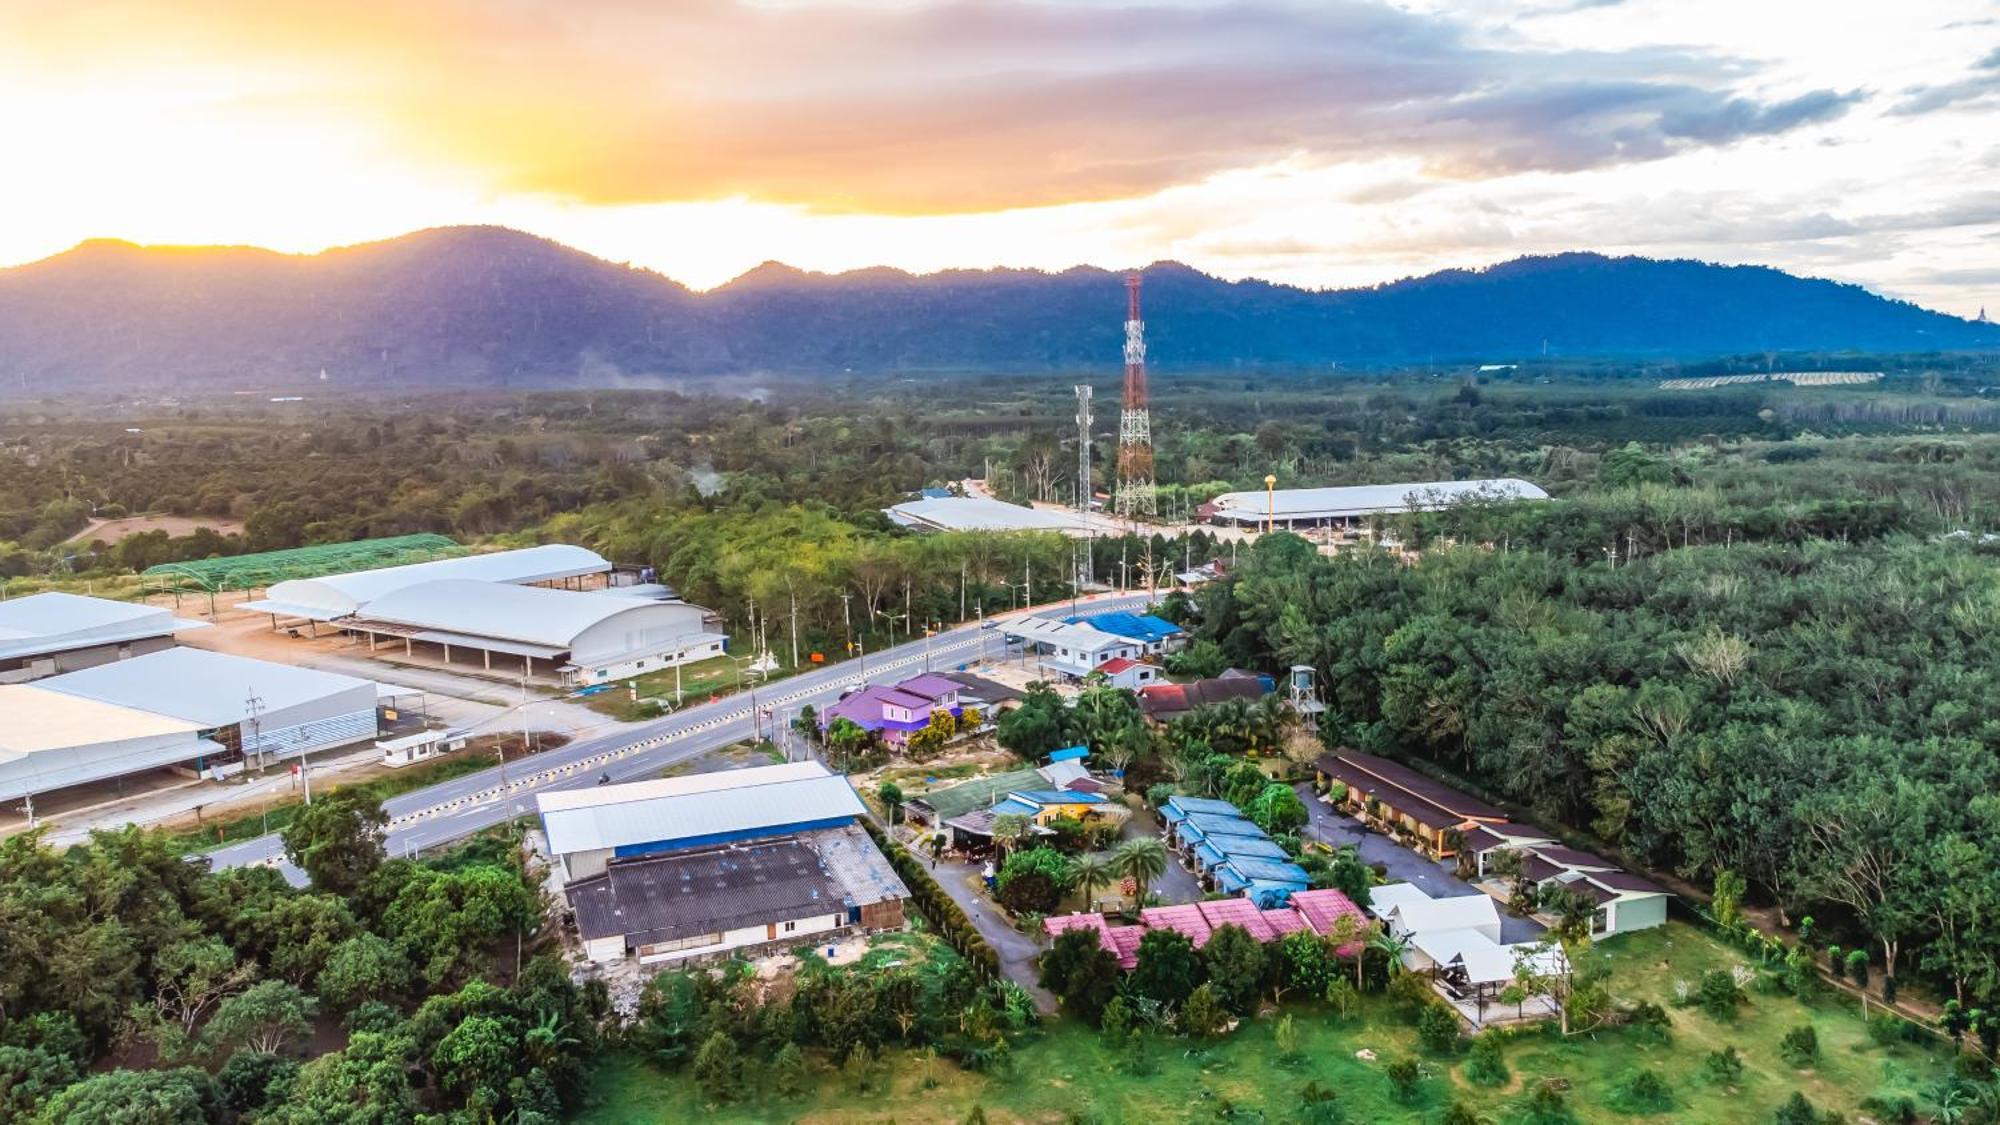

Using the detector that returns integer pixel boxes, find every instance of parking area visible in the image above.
[1294,782,1545,944]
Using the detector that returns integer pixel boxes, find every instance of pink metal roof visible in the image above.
[1106,926,1146,969]
[1139,903,1214,948]
[1289,888,1369,956]
[1043,912,1116,956]
[1197,897,1278,942]
[1261,909,1309,937]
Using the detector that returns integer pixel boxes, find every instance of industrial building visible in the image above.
[1067,610,1184,655]
[0,686,218,807]
[883,496,1090,535]
[38,647,381,766]
[337,580,725,686]
[1204,478,1550,530]
[240,543,614,624]
[536,763,906,964]
[0,592,208,683]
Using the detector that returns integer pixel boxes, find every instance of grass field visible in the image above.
[576,653,814,721]
[575,922,1951,1124]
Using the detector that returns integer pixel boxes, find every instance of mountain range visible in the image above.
[0,225,1992,391]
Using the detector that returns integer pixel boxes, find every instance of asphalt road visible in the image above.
[208,592,1158,882]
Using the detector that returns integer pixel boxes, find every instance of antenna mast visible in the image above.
[1075,384,1094,587]
[1114,272,1156,518]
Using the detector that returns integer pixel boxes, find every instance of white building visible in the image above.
[240,543,613,623]
[37,647,381,766]
[0,686,218,805]
[0,592,208,684]
[1000,617,1143,681]
[884,496,1089,535]
[338,579,725,686]
[1206,478,1550,530]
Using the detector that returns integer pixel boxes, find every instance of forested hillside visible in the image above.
[2,227,1994,389]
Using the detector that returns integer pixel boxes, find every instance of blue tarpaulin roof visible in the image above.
[990,798,1041,818]
[1069,611,1185,644]
[1049,746,1089,762]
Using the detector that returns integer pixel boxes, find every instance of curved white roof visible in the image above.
[251,544,609,619]
[1210,478,1549,521]
[38,647,377,726]
[353,580,703,650]
[886,497,1087,533]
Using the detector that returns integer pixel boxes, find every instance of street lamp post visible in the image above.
[1264,473,1278,535]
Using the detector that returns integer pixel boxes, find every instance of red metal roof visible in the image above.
[1098,656,1143,674]
[1139,903,1214,948]
[1197,897,1278,942]
[1289,888,1369,956]
[1106,926,1146,969]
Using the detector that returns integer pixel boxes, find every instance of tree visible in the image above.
[205,980,317,1056]
[1072,853,1111,912]
[824,718,874,770]
[1610,1069,1674,1114]
[1037,931,1120,1026]
[989,814,1031,860]
[1200,924,1267,1015]
[315,932,415,1013]
[1247,782,1308,835]
[1180,982,1229,1038]
[1130,929,1202,1007]
[1778,1024,1819,1068]
[214,1050,300,1117]
[1702,1045,1744,1087]
[433,1013,520,1102]
[141,937,254,1054]
[996,683,1068,761]
[1111,836,1169,903]
[280,792,388,895]
[1384,1056,1422,1104]
[771,1042,809,1098]
[35,1067,217,1125]
[877,781,905,825]
[1418,1002,1461,1054]
[1773,1092,1818,1125]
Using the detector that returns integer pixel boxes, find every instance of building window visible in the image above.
[782,920,797,933]
[641,932,723,955]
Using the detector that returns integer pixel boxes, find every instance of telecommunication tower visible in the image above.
[1114,272,1157,517]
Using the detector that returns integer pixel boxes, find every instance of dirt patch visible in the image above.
[68,513,245,546]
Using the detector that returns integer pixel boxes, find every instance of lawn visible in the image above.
[575,921,1953,1124]
[576,652,815,721]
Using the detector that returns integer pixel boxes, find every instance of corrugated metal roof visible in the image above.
[538,761,827,813]
[0,592,206,661]
[353,580,704,649]
[258,544,611,618]
[538,764,865,855]
[37,647,378,726]
[883,497,1088,533]
[1208,478,1549,522]
[0,685,205,751]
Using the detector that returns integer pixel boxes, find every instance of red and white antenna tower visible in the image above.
[1114,272,1156,518]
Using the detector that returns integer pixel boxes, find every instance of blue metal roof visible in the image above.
[1180,811,1263,840]
[1163,795,1241,819]
[1049,745,1089,762]
[1069,611,1185,644]
[1220,855,1310,884]
[990,797,1041,817]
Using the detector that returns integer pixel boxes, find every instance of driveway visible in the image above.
[926,852,1058,1014]
[1295,784,1544,944]
[1122,803,1203,905]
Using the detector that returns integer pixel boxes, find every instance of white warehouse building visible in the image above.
[0,686,219,806]
[0,592,208,684]
[1205,478,1550,530]
[342,580,725,687]
[241,543,613,624]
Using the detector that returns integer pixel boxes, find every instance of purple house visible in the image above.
[820,674,963,746]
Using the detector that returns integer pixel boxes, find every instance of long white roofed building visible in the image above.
[0,592,208,684]
[240,543,612,623]
[342,580,725,687]
[1204,478,1549,530]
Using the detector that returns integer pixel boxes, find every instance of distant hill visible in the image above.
[0,226,1992,390]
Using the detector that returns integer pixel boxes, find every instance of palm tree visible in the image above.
[1112,836,1169,906]
[990,813,1031,861]
[1368,925,1412,980]
[1326,912,1369,990]
[1073,853,1111,912]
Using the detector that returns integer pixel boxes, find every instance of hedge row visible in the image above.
[862,819,1003,981]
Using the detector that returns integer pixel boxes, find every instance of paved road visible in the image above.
[927,853,1060,1013]
[1296,784,1545,944]
[208,593,1158,882]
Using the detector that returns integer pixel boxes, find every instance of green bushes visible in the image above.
[1608,1068,1674,1114]
[1779,1024,1820,1067]
[1417,1002,1461,1055]
[863,820,1001,981]
[1462,1032,1509,1087]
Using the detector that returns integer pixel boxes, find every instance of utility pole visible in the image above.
[1076,383,1095,587]
[838,591,853,655]
[787,583,800,671]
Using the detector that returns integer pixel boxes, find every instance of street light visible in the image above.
[1264,473,1278,535]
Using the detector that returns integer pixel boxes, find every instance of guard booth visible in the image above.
[379,729,469,768]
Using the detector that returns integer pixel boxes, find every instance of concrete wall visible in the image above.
[562,847,616,882]
[1610,894,1668,935]
[0,635,176,684]
[620,911,847,965]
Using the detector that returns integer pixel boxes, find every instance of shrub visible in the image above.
[1386,970,1436,1016]
[1297,1081,1347,1125]
[1518,1079,1579,1125]
[1384,1056,1422,1104]
[1417,1002,1461,1055]
[1696,970,1744,1021]
[1702,1045,1744,1087]
[1323,977,1360,1018]
[1440,1101,1482,1125]
[692,1031,742,1104]
[1180,983,1229,1038]
[1773,1092,1817,1125]
[1845,949,1870,989]
[1463,1032,1509,1087]
[1779,1024,1819,1068]
[1609,1069,1674,1114]
[1626,1000,1672,1044]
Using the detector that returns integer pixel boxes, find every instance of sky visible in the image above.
[1,0,1997,314]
